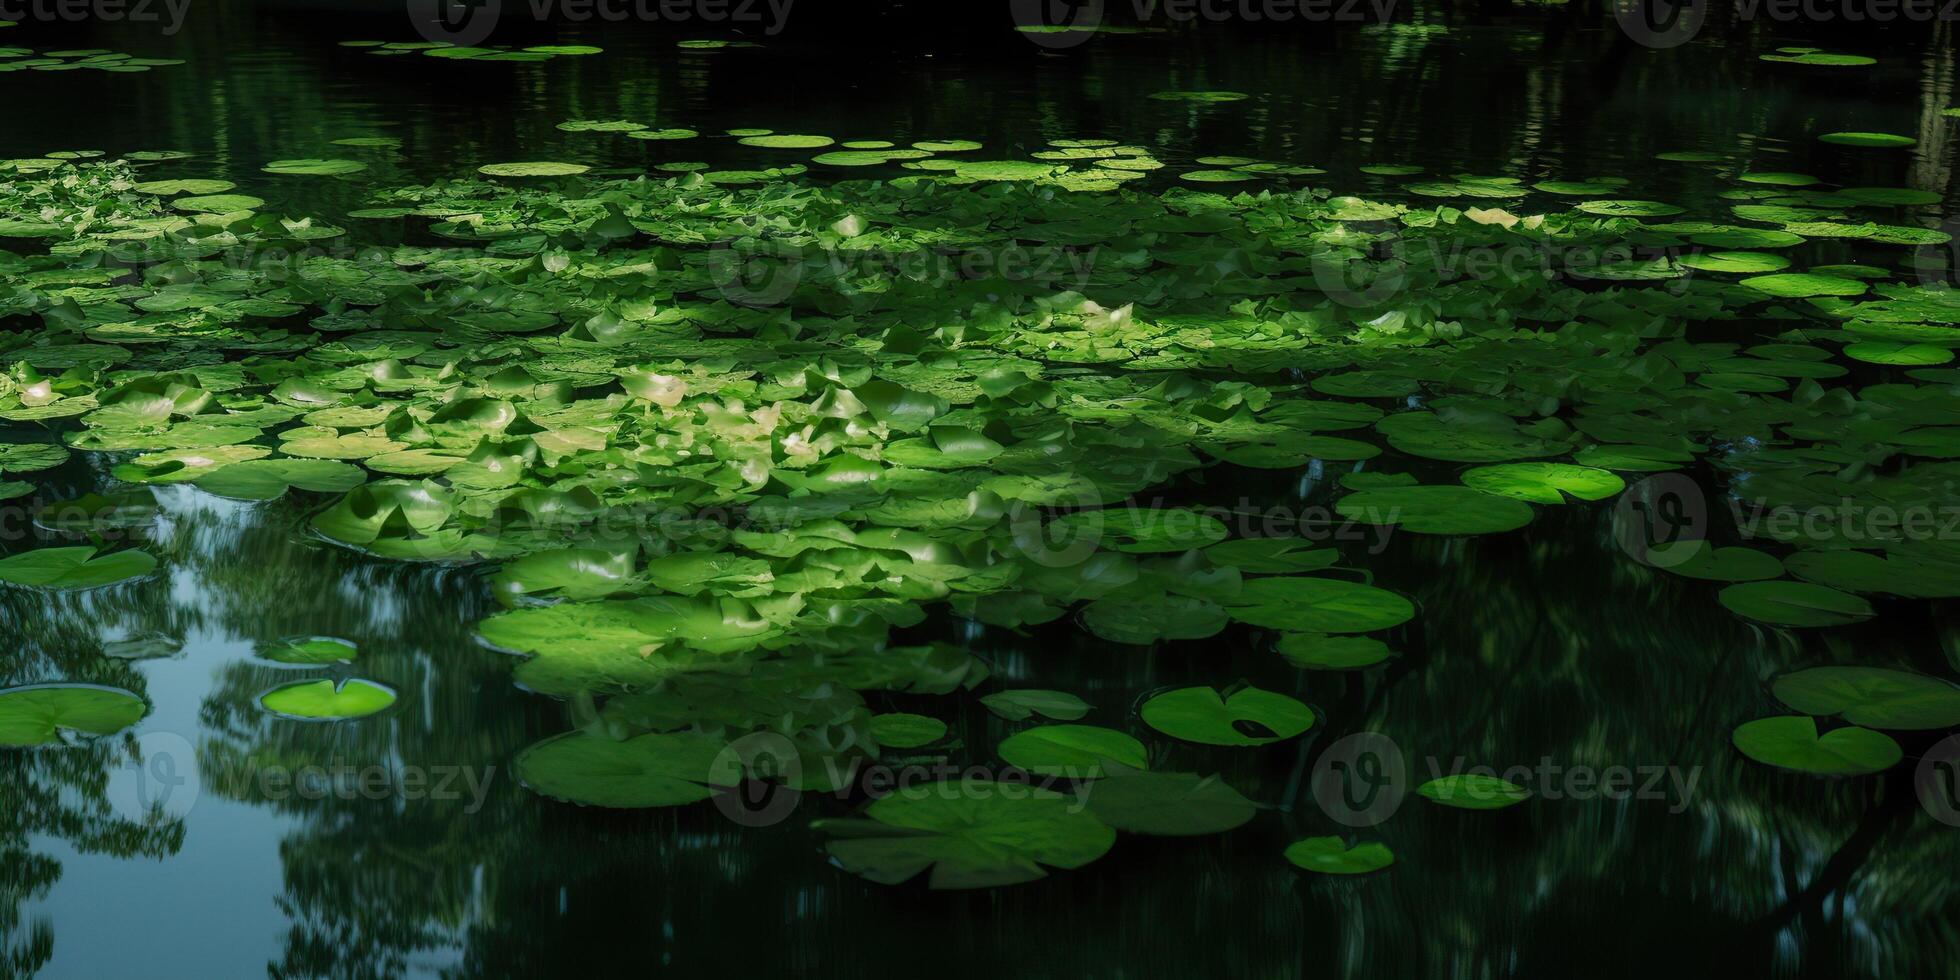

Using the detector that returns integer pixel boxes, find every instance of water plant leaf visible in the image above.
[259,678,397,719]
[1223,577,1414,633]
[1772,666,1960,730]
[0,546,155,590]
[1416,774,1529,810]
[819,778,1116,888]
[1731,716,1900,775]
[1083,766,1257,836]
[0,684,146,746]
[1337,485,1534,535]
[1717,581,1874,627]
[260,637,358,665]
[1276,633,1392,669]
[1459,463,1624,504]
[1284,837,1392,874]
[1140,685,1313,746]
[515,731,735,807]
[980,690,1090,722]
[869,713,947,748]
[998,724,1146,777]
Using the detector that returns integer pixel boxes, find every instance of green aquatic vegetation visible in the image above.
[1731,716,1900,775]
[1817,132,1915,148]
[1083,766,1256,836]
[0,545,155,590]
[1284,837,1393,874]
[260,637,359,666]
[5,138,1960,891]
[516,731,735,807]
[819,780,1115,888]
[1772,666,1960,730]
[1337,484,1535,535]
[1147,90,1249,103]
[1416,774,1529,810]
[263,159,368,177]
[478,161,589,177]
[981,690,1091,722]
[1459,463,1624,504]
[1716,581,1874,628]
[868,713,947,748]
[0,685,146,746]
[258,679,397,719]
[1139,685,1314,747]
[1276,633,1393,670]
[998,724,1146,776]
[1759,50,1875,66]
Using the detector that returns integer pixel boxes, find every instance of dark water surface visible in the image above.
[4,9,1960,979]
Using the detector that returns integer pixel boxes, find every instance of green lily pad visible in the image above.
[998,724,1146,777]
[263,158,367,176]
[259,679,396,719]
[0,684,146,746]
[870,713,948,748]
[1284,837,1393,874]
[1731,716,1900,775]
[819,778,1116,888]
[1818,132,1915,148]
[1772,666,1960,730]
[1140,684,1314,747]
[1337,485,1535,535]
[1416,774,1530,810]
[1276,633,1393,670]
[980,690,1090,722]
[515,731,735,807]
[0,546,156,590]
[1460,463,1625,504]
[1224,576,1414,633]
[478,161,589,177]
[1083,766,1257,836]
[1717,581,1874,627]
[260,636,358,665]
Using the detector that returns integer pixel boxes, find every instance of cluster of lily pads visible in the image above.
[340,40,604,63]
[0,48,184,73]
[2,122,1957,887]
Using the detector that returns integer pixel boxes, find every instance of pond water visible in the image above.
[3,9,1960,979]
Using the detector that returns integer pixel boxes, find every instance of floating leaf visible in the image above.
[998,724,1146,777]
[1417,774,1529,810]
[1284,837,1393,874]
[1731,716,1900,775]
[1140,685,1313,747]
[0,684,145,746]
[259,679,397,720]
[820,779,1115,888]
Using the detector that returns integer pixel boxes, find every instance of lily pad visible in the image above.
[1731,716,1900,775]
[258,679,397,720]
[515,731,735,807]
[0,684,146,746]
[1083,766,1257,836]
[998,724,1146,777]
[1772,666,1960,730]
[1284,837,1393,874]
[819,778,1116,888]
[1416,774,1529,810]
[1139,684,1314,747]
[0,546,156,590]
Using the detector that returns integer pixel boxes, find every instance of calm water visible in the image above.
[4,9,1960,979]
